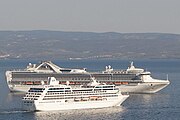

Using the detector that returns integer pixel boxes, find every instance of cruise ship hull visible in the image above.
[23,95,129,111]
[119,82,169,93]
[6,61,170,94]
[9,81,169,94]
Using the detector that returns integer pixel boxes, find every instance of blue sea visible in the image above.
[0,59,180,120]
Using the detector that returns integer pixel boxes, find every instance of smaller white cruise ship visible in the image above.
[22,77,129,111]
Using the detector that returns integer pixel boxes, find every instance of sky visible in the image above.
[0,0,180,34]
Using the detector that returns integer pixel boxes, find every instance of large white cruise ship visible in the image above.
[22,77,129,111]
[6,61,170,93]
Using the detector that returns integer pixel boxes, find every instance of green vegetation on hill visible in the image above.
[0,31,180,60]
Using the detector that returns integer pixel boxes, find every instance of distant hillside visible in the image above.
[0,30,180,60]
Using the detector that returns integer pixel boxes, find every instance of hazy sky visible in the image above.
[0,0,180,34]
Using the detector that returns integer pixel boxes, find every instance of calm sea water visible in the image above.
[0,59,180,120]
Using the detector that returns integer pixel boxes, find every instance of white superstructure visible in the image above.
[22,77,129,111]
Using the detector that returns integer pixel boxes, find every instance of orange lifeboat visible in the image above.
[34,81,41,85]
[115,82,122,85]
[121,82,128,85]
[26,81,33,85]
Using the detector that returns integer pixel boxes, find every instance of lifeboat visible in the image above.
[26,81,33,85]
[114,82,129,85]
[115,82,122,85]
[89,96,98,100]
[70,82,75,85]
[33,81,41,85]
[121,82,129,85]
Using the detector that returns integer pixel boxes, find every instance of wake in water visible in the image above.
[33,106,126,120]
[0,109,30,114]
[0,107,126,120]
